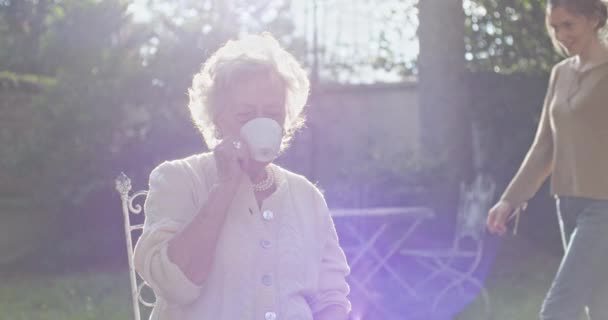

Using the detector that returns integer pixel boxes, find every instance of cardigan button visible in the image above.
[260,239,272,249]
[262,274,273,286]
[262,210,274,221]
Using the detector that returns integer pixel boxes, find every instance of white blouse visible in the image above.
[133,153,351,320]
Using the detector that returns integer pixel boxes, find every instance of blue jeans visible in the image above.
[540,196,608,320]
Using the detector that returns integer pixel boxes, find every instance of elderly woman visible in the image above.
[133,34,351,320]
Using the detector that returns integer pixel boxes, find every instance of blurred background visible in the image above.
[1,0,566,319]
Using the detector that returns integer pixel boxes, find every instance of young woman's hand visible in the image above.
[487,200,516,236]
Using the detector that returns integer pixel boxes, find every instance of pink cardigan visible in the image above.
[133,153,351,320]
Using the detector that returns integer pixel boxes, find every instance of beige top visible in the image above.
[133,153,351,320]
[501,57,608,206]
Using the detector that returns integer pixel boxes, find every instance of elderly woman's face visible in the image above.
[216,71,286,139]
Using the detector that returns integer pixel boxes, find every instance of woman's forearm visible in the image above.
[501,139,554,206]
[167,180,240,285]
[315,305,349,320]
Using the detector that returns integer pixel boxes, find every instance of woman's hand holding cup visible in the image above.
[213,136,250,186]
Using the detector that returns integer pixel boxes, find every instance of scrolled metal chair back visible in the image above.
[455,173,496,245]
[115,173,156,320]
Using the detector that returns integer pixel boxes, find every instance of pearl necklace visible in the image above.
[252,167,275,192]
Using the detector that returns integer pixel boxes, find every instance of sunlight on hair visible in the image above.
[188,33,310,149]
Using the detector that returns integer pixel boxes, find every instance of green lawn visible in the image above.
[0,235,562,320]
[456,235,561,320]
[0,271,133,320]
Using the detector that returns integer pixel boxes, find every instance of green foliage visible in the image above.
[465,0,561,73]
[0,0,303,266]
[2,0,147,203]
[0,71,55,89]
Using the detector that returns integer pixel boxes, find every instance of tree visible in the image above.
[417,0,472,212]
[465,0,560,73]
[0,0,158,265]
[0,0,303,267]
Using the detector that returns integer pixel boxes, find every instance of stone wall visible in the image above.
[278,81,421,207]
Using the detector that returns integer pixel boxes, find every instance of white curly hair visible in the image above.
[187,33,310,150]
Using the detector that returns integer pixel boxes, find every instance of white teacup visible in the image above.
[240,118,282,162]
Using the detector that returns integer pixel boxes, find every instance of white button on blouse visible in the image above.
[262,274,273,286]
[260,239,272,249]
[265,311,277,320]
[262,210,274,221]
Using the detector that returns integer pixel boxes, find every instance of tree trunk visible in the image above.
[417,0,472,208]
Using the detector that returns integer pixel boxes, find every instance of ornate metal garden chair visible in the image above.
[115,173,155,320]
[399,173,496,317]
[333,207,435,319]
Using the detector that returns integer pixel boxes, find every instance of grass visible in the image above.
[0,235,562,320]
[456,235,561,320]
[0,271,133,320]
